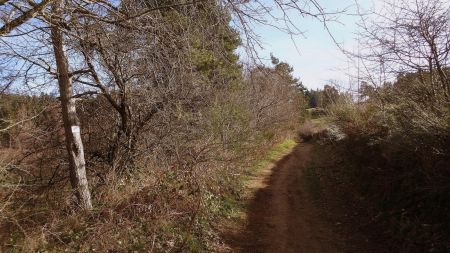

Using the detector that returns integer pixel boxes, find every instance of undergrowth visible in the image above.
[249,138,297,175]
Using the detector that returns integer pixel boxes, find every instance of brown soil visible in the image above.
[227,143,345,253]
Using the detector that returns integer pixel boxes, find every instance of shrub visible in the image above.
[328,80,450,251]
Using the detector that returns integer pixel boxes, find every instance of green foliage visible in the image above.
[187,4,242,88]
[270,54,300,86]
[304,85,341,109]
[209,98,251,146]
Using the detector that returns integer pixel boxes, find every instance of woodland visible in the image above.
[1,0,449,252]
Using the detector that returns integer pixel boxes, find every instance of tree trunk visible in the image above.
[51,0,92,210]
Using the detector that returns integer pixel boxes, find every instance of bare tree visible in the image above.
[356,0,450,100]
[50,0,92,209]
[0,0,335,211]
[0,0,93,209]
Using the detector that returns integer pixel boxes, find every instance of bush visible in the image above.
[328,81,450,252]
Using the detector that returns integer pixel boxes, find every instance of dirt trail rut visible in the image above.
[231,143,344,253]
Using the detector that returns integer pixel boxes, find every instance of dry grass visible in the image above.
[298,121,324,142]
[325,93,450,252]
[0,127,301,252]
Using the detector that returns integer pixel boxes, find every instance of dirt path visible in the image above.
[229,143,344,253]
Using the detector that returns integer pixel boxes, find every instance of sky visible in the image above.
[246,0,377,90]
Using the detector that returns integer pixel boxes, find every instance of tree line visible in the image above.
[0,1,314,250]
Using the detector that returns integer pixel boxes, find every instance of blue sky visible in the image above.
[246,0,376,90]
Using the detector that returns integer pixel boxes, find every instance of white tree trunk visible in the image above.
[51,0,92,210]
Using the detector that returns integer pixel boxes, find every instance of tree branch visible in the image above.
[0,0,53,36]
